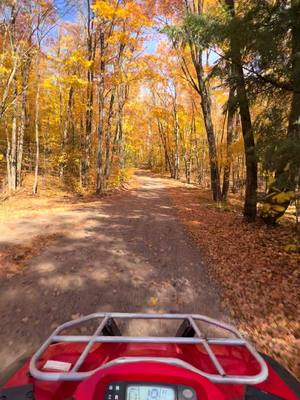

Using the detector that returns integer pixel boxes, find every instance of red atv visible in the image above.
[1,313,299,400]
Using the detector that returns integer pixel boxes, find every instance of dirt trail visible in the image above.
[0,172,225,373]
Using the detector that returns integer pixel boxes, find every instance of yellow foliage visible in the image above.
[116,7,131,19]
[42,77,55,90]
[93,0,151,28]
[261,203,286,217]
[92,1,117,20]
[65,50,93,69]
[271,204,286,213]
[272,191,295,204]
[282,244,299,253]
[60,75,87,87]
[0,65,9,75]
[108,32,130,46]
[149,296,158,307]
[261,203,271,213]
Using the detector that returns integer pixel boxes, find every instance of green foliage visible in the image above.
[255,104,300,191]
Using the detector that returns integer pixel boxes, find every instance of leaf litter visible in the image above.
[169,186,300,380]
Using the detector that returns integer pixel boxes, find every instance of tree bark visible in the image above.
[116,84,128,182]
[173,99,180,180]
[103,90,115,187]
[222,85,235,200]
[17,58,31,187]
[6,121,12,191]
[10,76,18,191]
[225,0,258,221]
[33,61,41,195]
[196,67,221,200]
[287,0,300,186]
[60,85,74,178]
[157,119,173,177]
[183,0,221,201]
[260,0,300,224]
[96,31,105,194]
[83,0,95,186]
[0,5,18,123]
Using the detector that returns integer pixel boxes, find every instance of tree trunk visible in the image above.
[96,31,105,194]
[0,5,18,123]
[222,85,235,200]
[180,0,221,201]
[187,4,220,198]
[6,121,12,191]
[116,85,128,183]
[225,0,257,221]
[287,0,300,188]
[60,85,74,178]
[174,102,180,180]
[103,90,115,187]
[157,119,173,176]
[186,125,193,184]
[83,0,95,187]
[260,0,300,224]
[197,72,221,200]
[118,100,125,180]
[10,76,18,191]
[17,59,31,187]
[188,50,221,197]
[33,64,41,194]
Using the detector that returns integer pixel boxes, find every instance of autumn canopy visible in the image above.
[0,0,299,223]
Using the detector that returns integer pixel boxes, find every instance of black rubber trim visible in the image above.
[260,353,300,398]
[245,386,283,399]
[102,317,122,336]
[0,353,31,388]
[0,384,34,399]
[176,319,196,338]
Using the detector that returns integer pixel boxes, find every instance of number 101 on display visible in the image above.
[126,386,175,400]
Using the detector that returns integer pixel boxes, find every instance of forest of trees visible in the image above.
[0,0,299,225]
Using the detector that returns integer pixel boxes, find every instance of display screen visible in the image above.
[126,386,175,400]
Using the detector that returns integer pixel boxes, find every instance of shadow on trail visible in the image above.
[0,173,224,372]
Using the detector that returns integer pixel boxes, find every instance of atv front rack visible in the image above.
[29,313,268,385]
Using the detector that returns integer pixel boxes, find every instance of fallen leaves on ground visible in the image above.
[0,174,141,278]
[0,173,140,222]
[0,234,63,278]
[169,186,300,380]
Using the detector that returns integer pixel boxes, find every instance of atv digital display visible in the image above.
[126,386,175,400]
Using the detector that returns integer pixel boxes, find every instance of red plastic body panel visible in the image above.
[3,343,299,400]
